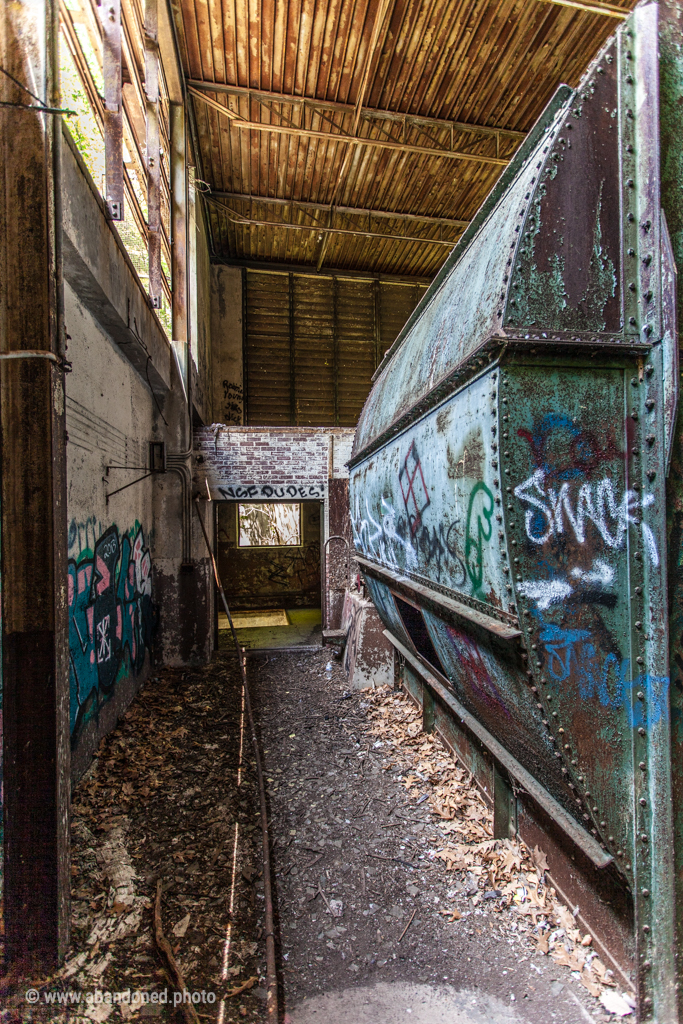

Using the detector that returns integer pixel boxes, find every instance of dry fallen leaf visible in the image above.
[172,913,191,937]
[439,908,462,922]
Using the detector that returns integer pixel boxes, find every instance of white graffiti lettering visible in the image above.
[96,614,111,663]
[351,494,417,571]
[514,470,658,565]
[570,558,614,587]
[516,579,573,610]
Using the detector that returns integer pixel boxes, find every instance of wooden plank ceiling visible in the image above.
[172,0,636,278]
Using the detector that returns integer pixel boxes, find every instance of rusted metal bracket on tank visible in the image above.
[385,629,614,871]
[356,555,521,640]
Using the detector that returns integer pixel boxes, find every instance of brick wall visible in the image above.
[194,426,355,499]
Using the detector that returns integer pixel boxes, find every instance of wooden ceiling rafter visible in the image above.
[209,191,470,228]
[185,79,526,141]
[188,86,511,166]
[175,0,638,277]
[206,196,461,247]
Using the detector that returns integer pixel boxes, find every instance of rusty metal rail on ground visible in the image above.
[194,497,279,1020]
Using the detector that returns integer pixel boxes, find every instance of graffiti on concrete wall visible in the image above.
[68,518,155,747]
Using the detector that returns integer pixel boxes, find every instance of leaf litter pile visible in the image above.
[363,684,635,1019]
[0,654,267,1023]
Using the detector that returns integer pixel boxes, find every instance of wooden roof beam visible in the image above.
[185,80,526,142]
[534,0,629,17]
[205,197,461,248]
[208,192,470,230]
[189,88,510,167]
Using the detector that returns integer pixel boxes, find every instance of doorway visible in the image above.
[215,500,322,650]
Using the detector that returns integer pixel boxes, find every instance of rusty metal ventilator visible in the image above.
[193,497,279,1020]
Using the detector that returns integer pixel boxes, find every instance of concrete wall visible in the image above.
[61,126,213,783]
[65,284,157,781]
[210,266,244,425]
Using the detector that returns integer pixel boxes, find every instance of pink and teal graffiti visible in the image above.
[68,521,156,747]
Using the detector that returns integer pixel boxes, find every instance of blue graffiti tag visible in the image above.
[538,618,669,729]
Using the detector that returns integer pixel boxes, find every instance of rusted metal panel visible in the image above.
[351,6,683,1018]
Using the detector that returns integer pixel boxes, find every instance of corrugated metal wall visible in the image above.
[245,270,427,426]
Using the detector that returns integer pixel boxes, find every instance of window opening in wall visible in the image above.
[237,503,302,548]
[58,0,174,335]
[393,594,446,676]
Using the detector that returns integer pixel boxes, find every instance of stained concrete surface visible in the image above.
[251,650,612,1024]
[285,981,525,1023]
[219,607,322,650]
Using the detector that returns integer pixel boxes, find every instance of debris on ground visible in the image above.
[361,682,633,1013]
[0,646,634,1023]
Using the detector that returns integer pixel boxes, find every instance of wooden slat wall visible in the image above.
[245,271,424,426]
[244,272,290,424]
[336,278,375,427]
[380,281,428,361]
[293,276,335,426]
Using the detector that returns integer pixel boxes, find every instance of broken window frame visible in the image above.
[236,503,303,549]
[59,0,174,321]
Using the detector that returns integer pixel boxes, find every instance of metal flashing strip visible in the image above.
[356,555,520,639]
[384,629,614,871]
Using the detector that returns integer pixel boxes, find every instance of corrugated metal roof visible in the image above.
[173,0,636,277]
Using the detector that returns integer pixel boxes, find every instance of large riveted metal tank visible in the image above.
[349,3,683,1020]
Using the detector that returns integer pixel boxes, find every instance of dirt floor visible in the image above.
[1,645,634,1023]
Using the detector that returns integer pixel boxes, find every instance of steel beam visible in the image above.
[145,0,162,308]
[100,0,124,220]
[171,102,188,382]
[0,0,69,971]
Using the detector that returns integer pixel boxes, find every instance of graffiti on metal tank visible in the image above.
[443,624,511,718]
[68,519,156,748]
[464,482,494,596]
[536,617,668,730]
[399,440,430,536]
[351,492,467,587]
[514,469,658,563]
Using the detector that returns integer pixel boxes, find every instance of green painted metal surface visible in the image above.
[350,4,683,1019]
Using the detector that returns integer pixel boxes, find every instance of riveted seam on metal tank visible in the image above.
[497,366,599,839]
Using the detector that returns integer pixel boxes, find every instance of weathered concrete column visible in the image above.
[0,0,70,969]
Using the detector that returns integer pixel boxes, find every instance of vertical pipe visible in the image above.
[372,277,381,370]
[241,267,248,424]
[332,276,339,426]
